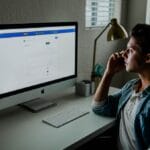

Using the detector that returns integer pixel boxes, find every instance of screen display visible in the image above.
[0,23,77,97]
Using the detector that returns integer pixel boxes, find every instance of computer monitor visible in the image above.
[0,22,77,111]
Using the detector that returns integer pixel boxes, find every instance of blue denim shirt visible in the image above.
[92,79,150,150]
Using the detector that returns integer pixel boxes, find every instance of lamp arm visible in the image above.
[92,23,111,74]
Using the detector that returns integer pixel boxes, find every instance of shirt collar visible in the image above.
[132,78,150,95]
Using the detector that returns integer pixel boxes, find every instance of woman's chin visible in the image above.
[125,66,132,72]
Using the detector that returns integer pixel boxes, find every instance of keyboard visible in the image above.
[42,107,90,128]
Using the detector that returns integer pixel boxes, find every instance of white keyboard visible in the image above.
[42,107,90,128]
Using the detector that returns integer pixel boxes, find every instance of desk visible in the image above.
[0,86,119,150]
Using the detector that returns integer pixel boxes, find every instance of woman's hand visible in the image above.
[105,51,125,75]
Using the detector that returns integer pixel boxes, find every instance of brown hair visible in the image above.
[131,24,150,54]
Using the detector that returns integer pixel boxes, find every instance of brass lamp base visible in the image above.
[91,73,101,91]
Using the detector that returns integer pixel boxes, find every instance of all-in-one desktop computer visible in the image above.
[0,22,77,112]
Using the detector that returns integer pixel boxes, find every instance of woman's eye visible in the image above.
[129,48,133,52]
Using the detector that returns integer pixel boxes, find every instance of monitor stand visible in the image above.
[20,98,56,112]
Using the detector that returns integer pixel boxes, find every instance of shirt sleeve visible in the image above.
[91,79,135,117]
[92,90,122,117]
[91,99,106,108]
[142,101,150,149]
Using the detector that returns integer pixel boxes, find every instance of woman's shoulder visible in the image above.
[121,78,139,90]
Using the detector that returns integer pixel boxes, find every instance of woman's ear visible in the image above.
[145,53,150,63]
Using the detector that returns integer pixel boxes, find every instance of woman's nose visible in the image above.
[122,49,128,58]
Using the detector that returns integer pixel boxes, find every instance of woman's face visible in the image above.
[122,36,146,73]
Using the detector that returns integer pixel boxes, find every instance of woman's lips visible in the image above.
[124,62,128,65]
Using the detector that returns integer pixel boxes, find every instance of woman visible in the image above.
[92,24,150,150]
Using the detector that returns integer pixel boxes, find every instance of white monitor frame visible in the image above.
[0,22,78,111]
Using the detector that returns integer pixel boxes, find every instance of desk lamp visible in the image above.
[91,18,128,85]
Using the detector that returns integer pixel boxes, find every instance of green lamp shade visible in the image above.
[107,18,128,41]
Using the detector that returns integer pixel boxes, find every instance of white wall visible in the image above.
[127,0,147,31]
[0,0,128,87]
